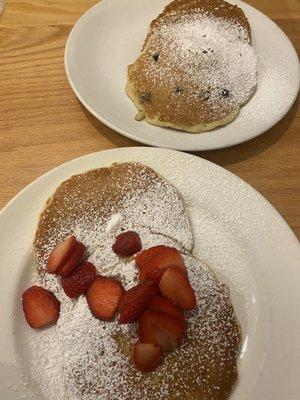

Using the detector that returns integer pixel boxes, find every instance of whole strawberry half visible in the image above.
[135,245,186,282]
[133,342,162,372]
[61,262,97,298]
[46,235,86,277]
[22,286,60,329]
[118,280,159,324]
[112,231,142,257]
[139,310,184,352]
[159,267,196,310]
[86,276,124,321]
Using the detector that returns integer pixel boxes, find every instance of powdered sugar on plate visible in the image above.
[238,45,295,126]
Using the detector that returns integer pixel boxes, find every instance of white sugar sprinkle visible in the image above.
[129,7,257,126]
[28,162,241,400]
[145,15,257,108]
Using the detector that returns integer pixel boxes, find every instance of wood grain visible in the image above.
[0,0,299,238]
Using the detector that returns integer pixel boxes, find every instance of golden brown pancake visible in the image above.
[34,162,193,276]
[32,162,241,400]
[126,0,257,132]
[153,0,251,38]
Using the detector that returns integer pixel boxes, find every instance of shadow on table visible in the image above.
[195,96,299,167]
[80,103,141,149]
[80,95,298,167]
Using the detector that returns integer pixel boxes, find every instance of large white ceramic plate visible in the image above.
[65,0,299,151]
[0,148,300,399]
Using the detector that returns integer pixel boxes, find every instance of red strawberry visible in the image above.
[135,245,186,282]
[47,235,78,274]
[159,267,196,310]
[57,242,86,278]
[61,262,97,298]
[147,295,186,328]
[118,280,159,324]
[133,342,162,372]
[112,231,142,257]
[22,286,60,329]
[139,310,184,352]
[86,276,124,321]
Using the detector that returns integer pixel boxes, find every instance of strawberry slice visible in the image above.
[139,310,184,352]
[61,262,97,298]
[147,295,186,328]
[118,280,159,324]
[86,276,124,321]
[57,242,86,277]
[133,342,162,372]
[47,235,78,274]
[135,245,186,282]
[159,267,196,310]
[112,231,142,257]
[22,286,60,329]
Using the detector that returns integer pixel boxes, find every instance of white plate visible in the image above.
[65,0,299,151]
[0,147,300,399]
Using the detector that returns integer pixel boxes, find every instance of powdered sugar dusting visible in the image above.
[238,46,295,126]
[29,162,241,399]
[31,252,240,400]
[129,6,257,126]
[105,213,123,234]
[30,327,65,400]
[34,163,193,279]
[145,15,256,108]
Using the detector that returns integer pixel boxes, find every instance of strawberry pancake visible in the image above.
[24,162,241,400]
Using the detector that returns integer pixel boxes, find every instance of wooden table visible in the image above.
[0,0,299,237]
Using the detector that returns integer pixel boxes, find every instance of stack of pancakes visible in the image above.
[126,0,257,133]
[33,163,241,400]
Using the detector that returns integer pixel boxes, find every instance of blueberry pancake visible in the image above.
[126,0,257,133]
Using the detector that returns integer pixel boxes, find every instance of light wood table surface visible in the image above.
[0,0,299,237]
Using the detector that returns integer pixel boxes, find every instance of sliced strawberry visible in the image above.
[133,342,162,372]
[22,286,60,329]
[57,242,86,278]
[46,235,78,274]
[139,310,184,352]
[147,295,186,328]
[61,262,97,298]
[118,280,159,324]
[159,267,196,310]
[86,276,124,321]
[112,231,142,257]
[135,245,186,282]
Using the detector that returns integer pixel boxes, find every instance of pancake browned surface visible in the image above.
[126,0,257,133]
[34,162,193,274]
[31,162,241,400]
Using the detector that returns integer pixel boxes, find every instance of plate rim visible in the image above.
[64,0,300,151]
